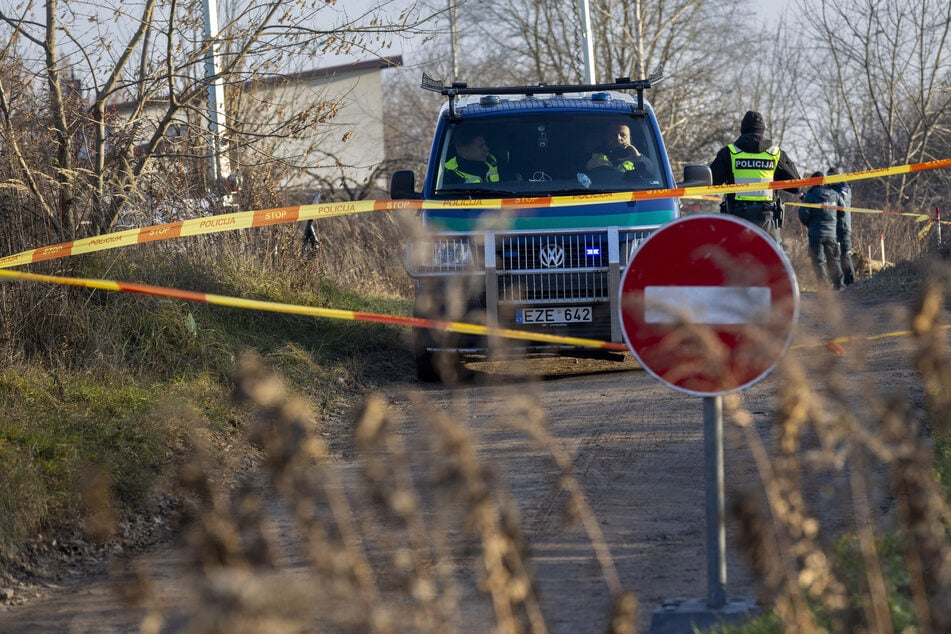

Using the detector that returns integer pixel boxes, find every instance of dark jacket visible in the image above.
[830,182,852,240]
[443,154,499,185]
[799,184,839,240]
[710,133,801,207]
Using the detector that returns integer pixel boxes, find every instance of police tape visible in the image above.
[3,157,951,269]
[790,325,951,356]
[785,201,951,239]
[2,266,945,360]
[0,199,412,269]
[0,267,629,352]
[680,194,722,202]
[787,201,929,219]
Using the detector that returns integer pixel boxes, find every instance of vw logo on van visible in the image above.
[539,244,565,268]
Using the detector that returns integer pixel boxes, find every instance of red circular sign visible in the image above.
[619,214,799,395]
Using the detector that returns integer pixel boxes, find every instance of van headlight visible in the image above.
[409,238,476,272]
[433,240,473,267]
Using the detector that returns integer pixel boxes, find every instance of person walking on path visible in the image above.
[710,110,801,245]
[799,172,845,290]
[827,166,855,286]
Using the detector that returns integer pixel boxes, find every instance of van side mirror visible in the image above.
[390,170,421,200]
[678,164,712,188]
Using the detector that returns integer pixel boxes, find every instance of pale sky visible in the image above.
[751,0,786,24]
[345,0,792,66]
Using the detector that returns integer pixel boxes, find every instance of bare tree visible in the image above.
[796,0,951,212]
[427,0,766,168]
[383,67,446,184]
[0,0,437,248]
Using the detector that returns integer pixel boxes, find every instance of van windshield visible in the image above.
[432,113,664,198]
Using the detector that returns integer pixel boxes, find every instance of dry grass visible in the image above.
[0,201,948,633]
[722,265,951,633]
[130,353,639,634]
[78,262,947,633]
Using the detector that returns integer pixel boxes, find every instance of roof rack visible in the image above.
[421,69,663,118]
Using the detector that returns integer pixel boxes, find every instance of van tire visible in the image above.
[414,333,459,383]
[415,349,440,382]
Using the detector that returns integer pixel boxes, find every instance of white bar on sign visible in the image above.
[644,286,771,325]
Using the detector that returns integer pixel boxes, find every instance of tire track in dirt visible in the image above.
[0,286,931,633]
[414,358,761,633]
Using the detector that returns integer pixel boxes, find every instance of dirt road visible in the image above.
[0,286,929,633]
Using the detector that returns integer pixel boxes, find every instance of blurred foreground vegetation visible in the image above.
[0,227,949,634]
[0,231,413,557]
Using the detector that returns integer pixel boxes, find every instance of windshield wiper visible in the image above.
[546,188,613,196]
[436,188,519,198]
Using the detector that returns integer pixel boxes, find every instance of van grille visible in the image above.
[496,230,651,304]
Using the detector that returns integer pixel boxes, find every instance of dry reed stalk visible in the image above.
[354,394,458,632]
[501,393,638,633]
[726,268,951,634]
[409,392,549,634]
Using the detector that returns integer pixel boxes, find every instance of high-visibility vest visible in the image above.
[444,154,500,183]
[590,152,635,172]
[728,144,780,202]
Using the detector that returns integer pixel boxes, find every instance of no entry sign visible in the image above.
[619,214,799,396]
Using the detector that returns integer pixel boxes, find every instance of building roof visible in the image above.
[109,55,403,113]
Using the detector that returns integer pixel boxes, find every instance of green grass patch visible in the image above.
[66,249,413,391]
[0,246,413,552]
[0,369,166,547]
[935,434,951,495]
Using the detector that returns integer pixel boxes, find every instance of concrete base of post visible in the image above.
[649,597,760,633]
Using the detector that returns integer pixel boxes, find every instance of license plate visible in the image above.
[516,306,592,325]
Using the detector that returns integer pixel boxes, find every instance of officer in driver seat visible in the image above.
[710,110,801,245]
[443,128,500,184]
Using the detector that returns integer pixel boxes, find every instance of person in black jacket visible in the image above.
[585,123,655,175]
[827,166,855,286]
[799,172,845,290]
[443,128,500,185]
[710,111,801,245]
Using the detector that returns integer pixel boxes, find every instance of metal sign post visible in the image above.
[618,214,800,632]
[704,395,726,609]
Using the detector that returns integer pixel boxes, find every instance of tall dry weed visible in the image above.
[726,265,951,634]
[61,258,947,634]
[105,349,646,634]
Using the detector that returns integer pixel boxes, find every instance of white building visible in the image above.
[246,56,403,196]
[113,56,402,201]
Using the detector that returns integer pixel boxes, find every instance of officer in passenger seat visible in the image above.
[710,110,801,245]
[585,123,655,175]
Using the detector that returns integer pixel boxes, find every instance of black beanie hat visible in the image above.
[740,110,766,135]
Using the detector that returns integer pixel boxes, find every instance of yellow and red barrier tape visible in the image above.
[0,267,629,352]
[791,326,951,356]
[787,201,951,238]
[0,157,948,358]
[0,199,415,269]
[0,265,945,357]
[3,156,951,270]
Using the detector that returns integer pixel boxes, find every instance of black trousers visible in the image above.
[723,202,782,245]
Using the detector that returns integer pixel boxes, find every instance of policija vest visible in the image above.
[728,144,780,203]
[444,154,500,183]
[590,151,635,172]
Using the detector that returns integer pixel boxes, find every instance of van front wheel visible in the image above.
[414,334,459,383]
[415,348,439,382]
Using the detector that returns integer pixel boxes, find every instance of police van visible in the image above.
[390,73,712,381]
